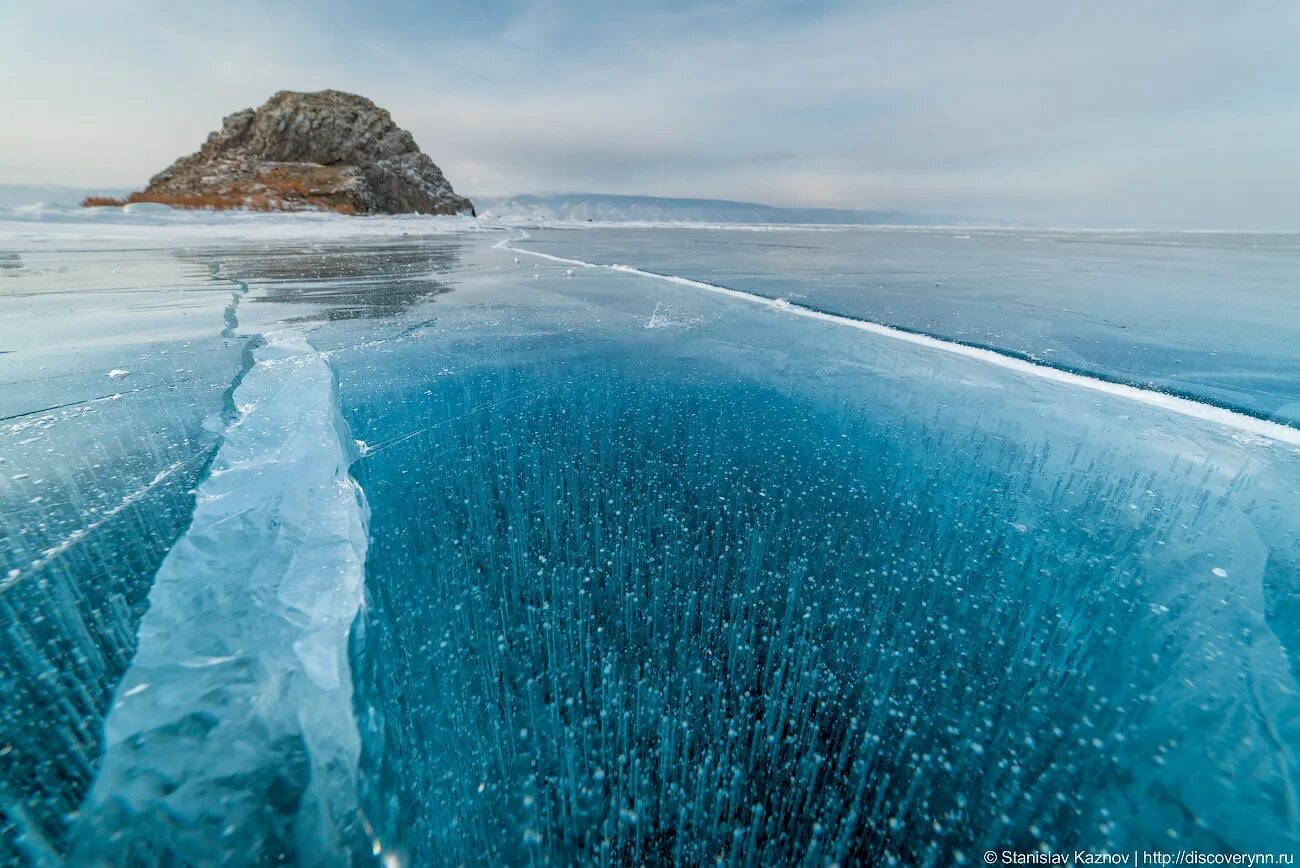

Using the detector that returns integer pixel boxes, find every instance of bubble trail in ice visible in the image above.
[349,352,1300,864]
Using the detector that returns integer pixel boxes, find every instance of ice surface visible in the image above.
[1,249,247,859]
[339,242,1300,863]
[2,215,1299,863]
[513,226,1300,426]
[502,234,1300,448]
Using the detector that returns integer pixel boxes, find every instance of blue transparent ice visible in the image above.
[514,227,1300,425]
[1,227,1298,864]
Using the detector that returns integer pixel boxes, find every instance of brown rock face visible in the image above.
[130,90,474,215]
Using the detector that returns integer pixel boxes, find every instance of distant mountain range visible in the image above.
[475,193,992,226]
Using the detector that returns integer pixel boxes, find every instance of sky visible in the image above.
[1,0,1297,228]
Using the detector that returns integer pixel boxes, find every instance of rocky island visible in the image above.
[85,90,473,215]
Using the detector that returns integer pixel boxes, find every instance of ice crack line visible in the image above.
[499,231,1300,448]
[359,374,598,458]
[208,259,266,425]
[2,264,263,589]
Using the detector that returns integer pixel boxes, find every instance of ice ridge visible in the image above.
[67,330,370,865]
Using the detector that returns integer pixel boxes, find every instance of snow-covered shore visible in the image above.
[0,202,493,248]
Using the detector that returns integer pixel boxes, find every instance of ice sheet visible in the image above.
[512,226,1300,426]
[2,227,1298,863]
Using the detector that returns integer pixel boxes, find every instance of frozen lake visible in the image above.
[2,216,1298,863]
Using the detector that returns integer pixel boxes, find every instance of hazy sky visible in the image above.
[1,0,1297,228]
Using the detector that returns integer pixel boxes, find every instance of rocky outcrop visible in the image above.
[120,90,473,215]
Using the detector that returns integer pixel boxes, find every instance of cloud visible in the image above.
[1,0,1296,227]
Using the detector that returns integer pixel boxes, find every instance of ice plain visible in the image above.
[2,210,1299,864]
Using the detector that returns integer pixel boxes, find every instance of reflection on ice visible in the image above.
[190,240,461,322]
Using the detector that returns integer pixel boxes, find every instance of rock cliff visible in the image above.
[114,90,473,215]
